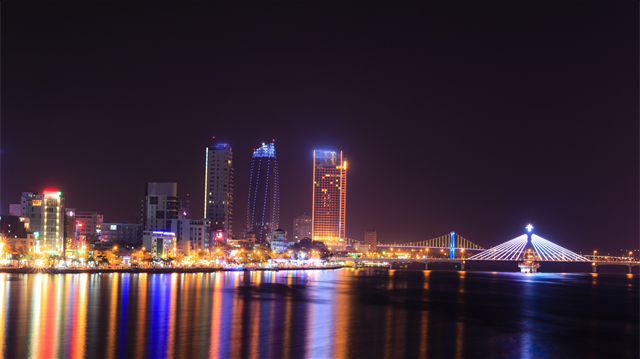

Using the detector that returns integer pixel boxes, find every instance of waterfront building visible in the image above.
[364,229,377,252]
[168,218,211,254]
[177,240,191,256]
[312,150,347,250]
[26,190,66,254]
[246,142,280,245]
[141,182,179,232]
[74,211,103,242]
[204,143,234,236]
[293,215,312,241]
[64,209,78,256]
[353,241,370,254]
[100,223,143,245]
[270,228,293,253]
[142,230,176,258]
[19,192,44,239]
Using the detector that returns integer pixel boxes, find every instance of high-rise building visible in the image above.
[18,191,66,254]
[364,229,377,252]
[141,183,179,232]
[246,142,280,244]
[293,215,312,241]
[312,150,347,250]
[42,190,65,254]
[204,143,234,236]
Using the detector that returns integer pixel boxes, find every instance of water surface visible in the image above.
[0,269,636,358]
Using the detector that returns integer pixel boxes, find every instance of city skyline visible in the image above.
[2,3,637,254]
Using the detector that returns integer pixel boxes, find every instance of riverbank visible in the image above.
[0,265,346,274]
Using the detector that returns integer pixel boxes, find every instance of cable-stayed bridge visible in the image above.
[345,225,638,272]
[467,234,587,261]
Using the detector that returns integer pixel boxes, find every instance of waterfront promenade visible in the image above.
[0,265,345,274]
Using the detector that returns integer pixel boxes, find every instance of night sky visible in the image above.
[3,3,637,254]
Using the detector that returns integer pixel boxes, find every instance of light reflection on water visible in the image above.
[0,270,636,359]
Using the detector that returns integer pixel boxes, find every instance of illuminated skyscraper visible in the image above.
[312,150,347,250]
[204,143,234,236]
[42,190,65,253]
[18,191,65,254]
[246,142,280,244]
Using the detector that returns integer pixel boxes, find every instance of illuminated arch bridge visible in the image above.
[468,234,588,262]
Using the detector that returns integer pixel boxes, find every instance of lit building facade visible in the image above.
[169,218,211,254]
[204,143,234,236]
[142,231,177,258]
[16,191,66,254]
[293,215,312,241]
[141,182,179,232]
[312,150,347,250]
[19,192,44,237]
[270,228,293,253]
[246,142,280,245]
[100,223,143,245]
[74,211,103,242]
[42,190,65,254]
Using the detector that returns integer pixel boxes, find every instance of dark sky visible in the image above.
[3,2,638,255]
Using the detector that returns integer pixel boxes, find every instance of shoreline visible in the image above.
[0,266,346,274]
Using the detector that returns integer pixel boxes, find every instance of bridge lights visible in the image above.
[526,224,534,232]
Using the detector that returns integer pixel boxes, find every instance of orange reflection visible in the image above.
[249,274,261,359]
[107,274,120,359]
[0,274,6,359]
[71,274,88,359]
[209,272,222,358]
[166,273,178,358]
[28,274,43,358]
[136,274,148,359]
[230,274,245,357]
[419,271,431,357]
[332,272,352,359]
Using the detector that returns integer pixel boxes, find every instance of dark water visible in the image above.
[0,269,636,358]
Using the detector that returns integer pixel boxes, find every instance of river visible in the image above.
[0,269,636,358]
